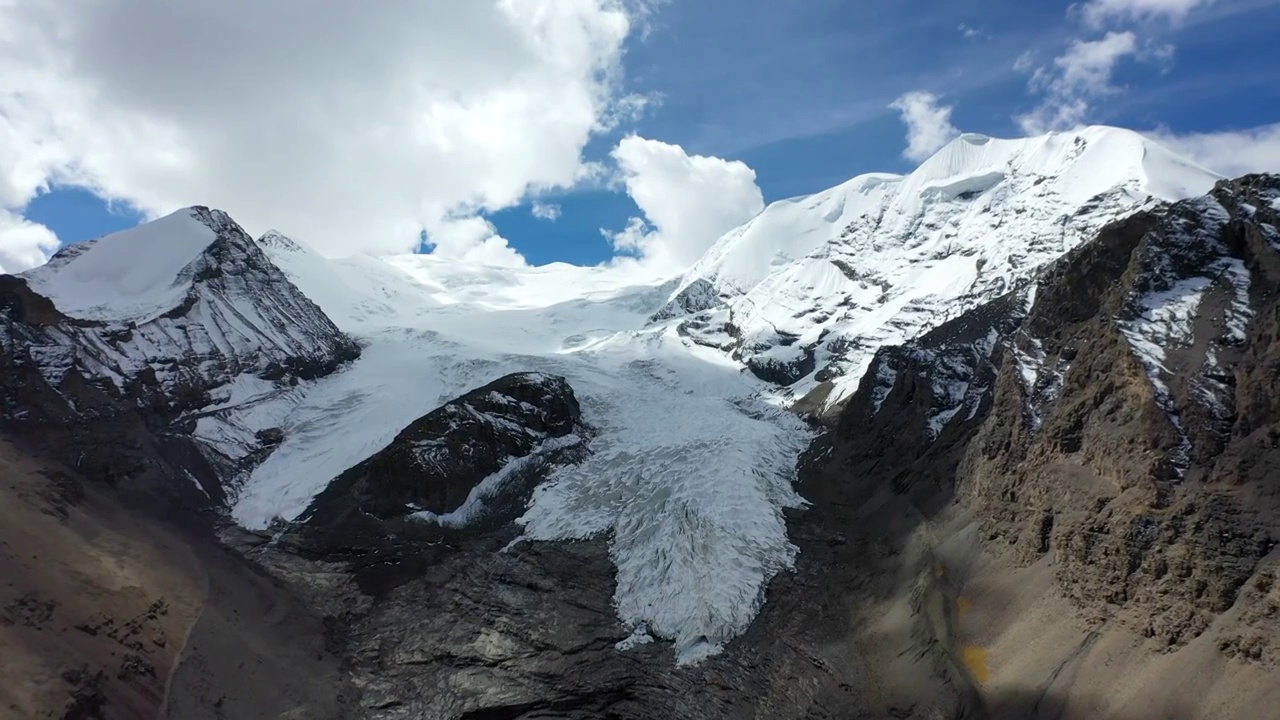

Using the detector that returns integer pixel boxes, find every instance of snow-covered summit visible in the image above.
[660,125,1221,407]
[22,207,228,323]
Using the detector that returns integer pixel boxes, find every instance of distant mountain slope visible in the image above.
[659,126,1221,409]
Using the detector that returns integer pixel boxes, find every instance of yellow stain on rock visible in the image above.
[957,596,973,617]
[962,645,991,684]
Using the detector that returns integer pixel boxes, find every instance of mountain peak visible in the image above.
[19,206,246,323]
[257,229,304,253]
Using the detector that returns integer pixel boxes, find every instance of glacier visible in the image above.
[227,242,814,663]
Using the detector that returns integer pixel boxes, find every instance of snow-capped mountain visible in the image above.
[1,207,359,495]
[660,126,1220,408]
[0,126,1223,667]
[13,206,358,402]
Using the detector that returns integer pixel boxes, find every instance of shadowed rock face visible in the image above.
[954,176,1280,652]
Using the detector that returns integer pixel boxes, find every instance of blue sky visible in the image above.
[11,0,1280,269]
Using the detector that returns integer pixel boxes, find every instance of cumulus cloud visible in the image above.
[890,92,961,162]
[423,215,527,267]
[606,136,764,272]
[531,201,563,221]
[1148,123,1280,177]
[0,0,645,267]
[1080,0,1215,27]
[1011,0,1215,136]
[0,210,59,274]
[1017,31,1140,133]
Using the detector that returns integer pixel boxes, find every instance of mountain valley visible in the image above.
[3,127,1279,719]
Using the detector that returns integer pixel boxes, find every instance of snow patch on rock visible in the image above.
[412,433,584,529]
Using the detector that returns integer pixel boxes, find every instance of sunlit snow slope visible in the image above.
[662,126,1220,408]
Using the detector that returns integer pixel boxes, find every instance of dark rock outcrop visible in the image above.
[743,345,817,386]
[650,278,723,321]
[0,296,226,507]
[296,372,588,553]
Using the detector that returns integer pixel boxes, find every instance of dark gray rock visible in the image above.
[650,278,722,321]
[296,372,589,554]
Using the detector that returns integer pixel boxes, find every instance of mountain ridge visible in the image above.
[660,125,1222,410]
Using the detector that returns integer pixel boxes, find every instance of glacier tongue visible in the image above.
[662,126,1222,409]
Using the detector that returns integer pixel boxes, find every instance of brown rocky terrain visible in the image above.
[796,174,1280,717]
[0,438,354,720]
[3,177,1280,718]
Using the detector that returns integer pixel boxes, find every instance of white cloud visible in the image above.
[1017,31,1140,133]
[0,0,645,266]
[1012,0,1212,136]
[1081,0,1215,27]
[423,215,526,267]
[890,91,961,162]
[1014,51,1038,73]
[957,23,985,40]
[602,92,661,131]
[0,209,59,274]
[607,136,763,272]
[1147,123,1280,177]
[531,201,563,221]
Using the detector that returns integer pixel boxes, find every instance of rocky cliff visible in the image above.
[295,371,589,552]
[797,173,1280,717]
